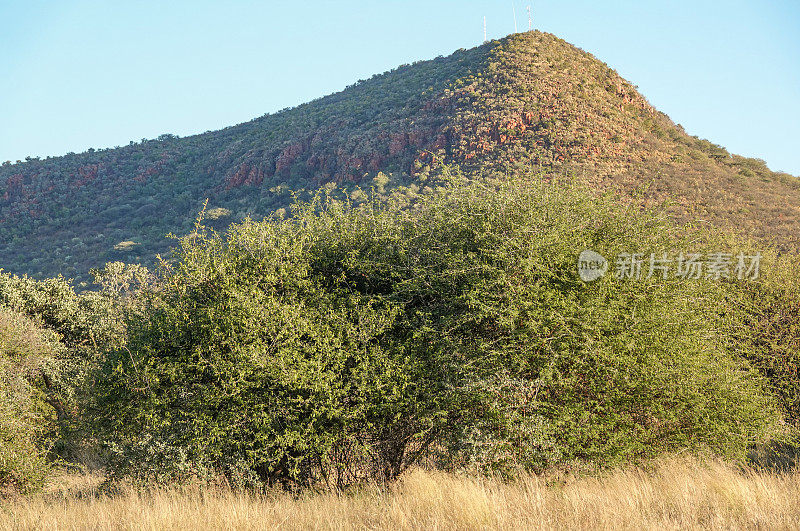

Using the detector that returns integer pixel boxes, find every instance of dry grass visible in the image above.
[2,457,800,530]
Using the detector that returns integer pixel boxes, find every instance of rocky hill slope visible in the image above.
[1,31,797,283]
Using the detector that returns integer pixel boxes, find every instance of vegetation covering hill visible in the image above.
[1,31,797,283]
[2,31,800,495]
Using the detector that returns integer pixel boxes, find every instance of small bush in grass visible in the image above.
[92,178,783,489]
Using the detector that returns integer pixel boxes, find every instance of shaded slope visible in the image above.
[0,44,491,281]
[1,31,797,282]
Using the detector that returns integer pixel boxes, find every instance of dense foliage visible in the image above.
[0,307,61,493]
[735,273,800,428]
[88,180,786,488]
[0,262,147,492]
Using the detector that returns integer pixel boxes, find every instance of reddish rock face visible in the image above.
[1,31,798,282]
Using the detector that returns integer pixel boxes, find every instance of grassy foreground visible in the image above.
[3,458,799,530]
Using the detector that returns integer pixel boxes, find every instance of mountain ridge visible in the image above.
[1,31,797,283]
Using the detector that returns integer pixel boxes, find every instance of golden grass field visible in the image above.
[2,457,799,530]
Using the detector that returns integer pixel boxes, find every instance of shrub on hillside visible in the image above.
[92,180,782,489]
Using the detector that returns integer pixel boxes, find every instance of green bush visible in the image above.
[92,180,782,488]
[0,266,143,471]
[0,308,62,493]
[730,257,800,429]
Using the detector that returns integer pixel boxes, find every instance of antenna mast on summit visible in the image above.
[512,4,518,33]
[483,16,487,43]
[527,4,532,30]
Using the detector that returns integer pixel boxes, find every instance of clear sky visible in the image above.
[1,1,798,175]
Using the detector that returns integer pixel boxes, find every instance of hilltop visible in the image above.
[1,31,797,282]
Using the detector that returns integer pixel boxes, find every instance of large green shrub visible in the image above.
[93,180,782,488]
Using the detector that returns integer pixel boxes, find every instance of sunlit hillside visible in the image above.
[1,31,797,283]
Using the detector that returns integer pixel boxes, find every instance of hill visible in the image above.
[1,31,797,283]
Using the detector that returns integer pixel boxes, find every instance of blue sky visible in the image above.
[1,1,798,175]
